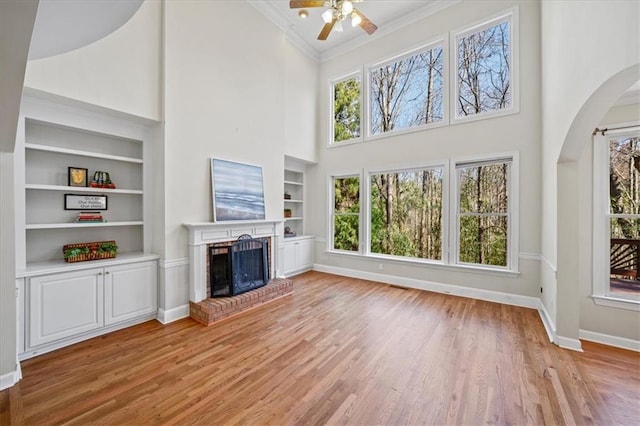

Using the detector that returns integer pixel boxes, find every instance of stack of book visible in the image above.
[74,212,106,223]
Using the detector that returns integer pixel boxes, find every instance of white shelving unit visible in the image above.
[14,95,159,359]
[284,169,305,237]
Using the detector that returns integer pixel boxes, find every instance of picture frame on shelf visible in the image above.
[68,167,88,187]
[64,194,108,210]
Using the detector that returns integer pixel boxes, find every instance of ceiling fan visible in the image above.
[289,0,378,41]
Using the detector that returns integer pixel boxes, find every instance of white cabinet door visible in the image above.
[297,238,314,269]
[282,242,297,276]
[29,268,104,347]
[104,261,157,325]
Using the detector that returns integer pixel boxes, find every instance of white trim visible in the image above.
[592,295,640,311]
[450,7,519,124]
[541,255,557,276]
[313,263,538,308]
[157,304,190,324]
[159,258,189,269]
[579,329,640,352]
[556,335,583,352]
[0,369,21,391]
[537,299,556,343]
[519,252,541,261]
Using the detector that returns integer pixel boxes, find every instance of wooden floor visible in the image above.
[2,271,639,425]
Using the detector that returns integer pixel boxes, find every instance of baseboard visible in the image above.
[157,304,190,324]
[579,329,640,352]
[312,263,540,309]
[556,335,583,352]
[537,300,556,343]
[0,368,20,391]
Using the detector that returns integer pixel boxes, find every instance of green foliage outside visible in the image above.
[334,78,360,143]
[333,177,360,251]
[610,136,640,239]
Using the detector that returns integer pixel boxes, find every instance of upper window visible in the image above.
[370,167,443,260]
[332,175,361,252]
[332,74,361,144]
[454,12,515,120]
[455,158,512,268]
[369,44,444,136]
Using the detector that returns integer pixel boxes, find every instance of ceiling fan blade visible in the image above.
[289,0,325,8]
[317,19,336,40]
[354,9,378,35]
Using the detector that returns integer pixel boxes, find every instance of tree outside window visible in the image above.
[370,45,444,136]
[333,76,361,143]
[370,168,443,260]
[457,160,510,267]
[333,176,360,251]
[456,19,511,118]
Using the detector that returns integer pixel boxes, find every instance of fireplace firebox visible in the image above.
[208,234,269,297]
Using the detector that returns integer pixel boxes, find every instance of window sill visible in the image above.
[325,250,520,278]
[592,295,640,312]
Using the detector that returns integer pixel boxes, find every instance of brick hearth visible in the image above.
[189,278,293,326]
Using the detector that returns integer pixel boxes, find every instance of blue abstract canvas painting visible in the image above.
[211,159,265,221]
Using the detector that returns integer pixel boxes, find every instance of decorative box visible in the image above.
[63,240,118,263]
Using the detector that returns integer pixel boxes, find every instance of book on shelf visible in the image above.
[74,212,106,223]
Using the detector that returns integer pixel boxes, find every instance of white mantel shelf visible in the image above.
[183,220,283,302]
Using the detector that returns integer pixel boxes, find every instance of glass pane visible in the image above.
[459,215,507,266]
[370,47,444,135]
[334,177,360,213]
[334,77,361,142]
[609,136,640,215]
[457,20,511,116]
[334,215,359,251]
[459,163,509,213]
[370,169,443,260]
[610,218,640,294]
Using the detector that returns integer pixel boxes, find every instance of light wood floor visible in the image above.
[1,271,639,425]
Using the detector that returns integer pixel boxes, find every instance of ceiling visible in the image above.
[249,0,457,61]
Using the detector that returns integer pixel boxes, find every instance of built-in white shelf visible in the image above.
[17,252,160,278]
[284,199,303,203]
[25,143,143,164]
[285,217,303,221]
[26,221,143,230]
[25,184,143,195]
[284,180,303,186]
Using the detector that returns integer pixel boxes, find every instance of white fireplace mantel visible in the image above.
[183,220,283,302]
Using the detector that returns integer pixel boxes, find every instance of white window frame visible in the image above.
[328,171,363,254]
[365,38,449,141]
[592,125,640,311]
[329,70,364,147]
[450,153,519,272]
[364,162,449,263]
[451,7,519,124]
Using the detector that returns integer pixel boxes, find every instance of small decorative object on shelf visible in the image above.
[284,208,292,218]
[90,171,116,189]
[68,167,88,187]
[284,226,296,237]
[284,192,291,200]
[63,240,118,263]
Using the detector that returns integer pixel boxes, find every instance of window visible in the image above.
[454,11,516,120]
[332,74,361,144]
[593,128,640,307]
[455,159,512,268]
[332,175,360,251]
[369,44,444,136]
[369,167,443,260]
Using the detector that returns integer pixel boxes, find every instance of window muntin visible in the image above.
[369,45,444,136]
[456,160,511,267]
[369,168,443,260]
[333,176,360,251]
[455,15,513,118]
[332,75,361,144]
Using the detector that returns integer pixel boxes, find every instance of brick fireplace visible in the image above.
[183,221,292,325]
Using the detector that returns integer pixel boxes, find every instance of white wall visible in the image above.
[23,0,162,122]
[541,0,640,343]
[307,0,542,298]
[0,0,38,388]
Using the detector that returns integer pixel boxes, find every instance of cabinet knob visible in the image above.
[105,271,110,275]
[98,272,103,276]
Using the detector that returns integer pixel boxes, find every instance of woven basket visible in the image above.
[63,240,117,263]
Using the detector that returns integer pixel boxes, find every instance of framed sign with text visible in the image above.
[64,194,108,210]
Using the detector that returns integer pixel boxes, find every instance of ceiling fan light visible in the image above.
[341,1,353,15]
[351,12,361,27]
[298,9,308,19]
[335,20,343,32]
[322,9,334,23]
